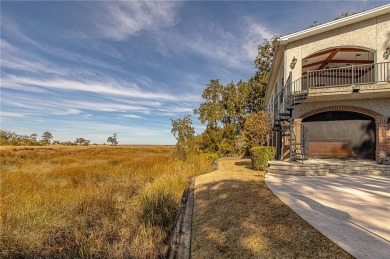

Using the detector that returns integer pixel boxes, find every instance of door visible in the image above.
[302,111,375,159]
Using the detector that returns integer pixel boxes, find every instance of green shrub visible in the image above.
[250,146,276,170]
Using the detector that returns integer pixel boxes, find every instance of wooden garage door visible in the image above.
[302,111,375,159]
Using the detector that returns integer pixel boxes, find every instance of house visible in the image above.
[265,4,390,163]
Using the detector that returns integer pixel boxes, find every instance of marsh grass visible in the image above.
[0,146,212,258]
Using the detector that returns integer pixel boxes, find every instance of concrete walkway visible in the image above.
[266,173,390,259]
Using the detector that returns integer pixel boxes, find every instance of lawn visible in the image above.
[191,157,353,258]
[0,145,213,258]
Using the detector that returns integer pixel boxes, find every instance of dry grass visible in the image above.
[0,145,213,258]
[191,157,353,259]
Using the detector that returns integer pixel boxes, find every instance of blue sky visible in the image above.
[1,1,387,144]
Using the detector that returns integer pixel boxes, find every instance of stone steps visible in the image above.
[267,168,328,176]
[267,160,390,176]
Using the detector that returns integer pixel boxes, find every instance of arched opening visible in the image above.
[302,47,375,88]
[302,111,376,159]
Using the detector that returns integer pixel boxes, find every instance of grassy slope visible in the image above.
[0,146,212,258]
[191,157,353,259]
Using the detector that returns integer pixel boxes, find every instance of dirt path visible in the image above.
[190,157,352,259]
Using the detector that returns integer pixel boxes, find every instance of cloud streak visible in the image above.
[1,75,200,102]
[154,18,274,71]
[123,114,146,120]
[91,1,180,41]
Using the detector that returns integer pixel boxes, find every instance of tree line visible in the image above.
[0,130,119,146]
[171,37,278,159]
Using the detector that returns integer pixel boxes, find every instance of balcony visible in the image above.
[284,62,390,105]
[273,62,390,123]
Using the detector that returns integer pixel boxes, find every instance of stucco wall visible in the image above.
[292,98,390,119]
[284,13,390,83]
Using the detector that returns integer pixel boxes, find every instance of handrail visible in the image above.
[305,62,388,88]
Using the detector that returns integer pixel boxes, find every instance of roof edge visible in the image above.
[264,44,285,105]
[279,4,390,45]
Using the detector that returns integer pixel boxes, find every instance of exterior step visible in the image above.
[267,168,328,176]
[330,168,390,176]
[267,160,390,176]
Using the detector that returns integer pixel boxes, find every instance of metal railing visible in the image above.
[301,125,309,160]
[304,62,389,89]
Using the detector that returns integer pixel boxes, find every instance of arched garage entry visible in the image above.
[302,111,376,159]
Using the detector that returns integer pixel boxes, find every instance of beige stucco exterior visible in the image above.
[293,98,389,119]
[283,13,390,84]
[266,5,390,162]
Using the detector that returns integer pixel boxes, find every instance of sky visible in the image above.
[1,0,387,144]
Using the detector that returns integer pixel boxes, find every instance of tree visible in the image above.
[254,36,279,86]
[75,137,90,146]
[171,115,195,159]
[194,79,224,131]
[30,133,38,141]
[107,133,118,146]
[246,76,266,113]
[41,131,53,145]
[244,111,271,148]
[221,80,249,131]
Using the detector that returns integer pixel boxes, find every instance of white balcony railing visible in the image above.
[303,62,389,89]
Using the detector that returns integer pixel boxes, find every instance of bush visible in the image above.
[250,146,276,170]
[244,111,271,148]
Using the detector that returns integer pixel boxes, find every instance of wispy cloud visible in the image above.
[154,18,274,71]
[123,114,146,120]
[1,111,26,118]
[91,1,180,41]
[241,18,273,62]
[1,36,124,76]
[1,75,200,102]
[52,109,82,116]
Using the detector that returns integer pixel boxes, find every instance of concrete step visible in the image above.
[267,168,328,176]
[267,160,390,176]
[268,165,319,171]
[330,168,390,176]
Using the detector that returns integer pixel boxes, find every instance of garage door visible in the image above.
[302,111,375,159]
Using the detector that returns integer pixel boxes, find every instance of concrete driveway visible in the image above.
[265,174,390,259]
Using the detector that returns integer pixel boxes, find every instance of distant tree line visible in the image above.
[0,130,118,146]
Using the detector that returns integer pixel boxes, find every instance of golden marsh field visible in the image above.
[0,146,213,258]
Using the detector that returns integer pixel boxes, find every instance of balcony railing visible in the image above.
[303,62,389,90]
